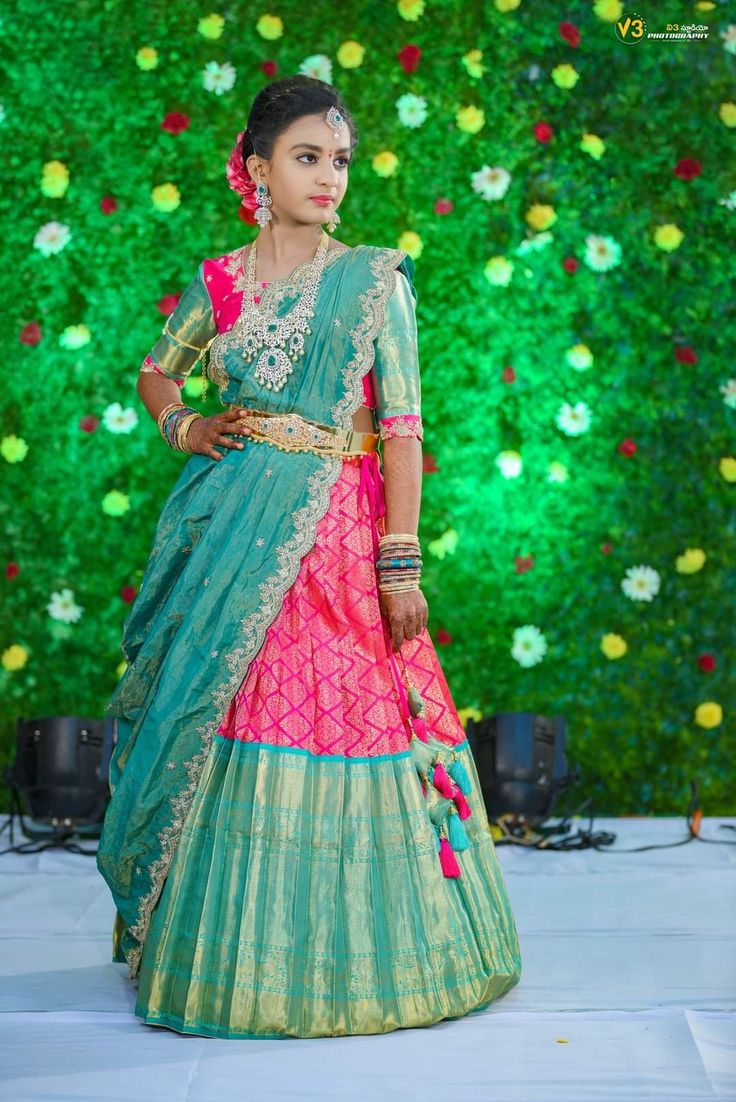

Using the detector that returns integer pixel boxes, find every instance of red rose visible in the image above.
[502,366,516,383]
[601,543,613,555]
[534,122,553,143]
[422,453,438,473]
[20,321,42,346]
[514,555,534,574]
[618,438,637,456]
[562,256,578,273]
[161,112,189,136]
[434,197,453,214]
[157,293,180,315]
[436,628,452,646]
[100,196,117,214]
[697,653,715,672]
[675,345,698,364]
[398,44,421,73]
[5,562,20,579]
[80,415,99,433]
[559,22,581,47]
[262,60,277,77]
[121,585,138,604]
[674,158,701,181]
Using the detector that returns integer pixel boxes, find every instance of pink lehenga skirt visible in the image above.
[133,451,522,1038]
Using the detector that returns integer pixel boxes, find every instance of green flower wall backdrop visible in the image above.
[1,0,734,814]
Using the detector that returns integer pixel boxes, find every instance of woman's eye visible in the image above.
[298,153,351,167]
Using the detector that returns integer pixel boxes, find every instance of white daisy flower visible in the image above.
[555,401,592,436]
[621,565,661,602]
[471,164,511,200]
[511,625,548,668]
[396,93,428,128]
[298,53,332,83]
[719,379,736,409]
[34,221,72,256]
[515,231,554,255]
[718,189,736,211]
[202,61,236,95]
[495,450,523,478]
[47,587,84,624]
[102,401,139,434]
[526,64,542,81]
[720,24,736,54]
[59,324,91,350]
[583,233,622,272]
[0,103,6,125]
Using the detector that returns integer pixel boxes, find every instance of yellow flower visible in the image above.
[718,456,736,481]
[59,324,92,350]
[719,102,736,128]
[547,461,569,483]
[462,48,485,78]
[152,183,181,212]
[337,40,365,68]
[256,13,283,39]
[484,256,514,286]
[2,644,30,671]
[372,151,399,178]
[694,701,722,729]
[566,343,594,370]
[601,633,627,659]
[427,528,459,559]
[197,14,225,39]
[397,0,425,20]
[115,660,128,679]
[695,1,715,9]
[552,63,580,90]
[654,223,684,252]
[458,707,483,727]
[593,0,623,21]
[525,204,557,231]
[495,0,521,10]
[136,46,158,71]
[102,490,131,516]
[41,160,70,198]
[456,105,485,134]
[580,133,605,160]
[675,548,706,574]
[398,231,423,259]
[1,434,29,463]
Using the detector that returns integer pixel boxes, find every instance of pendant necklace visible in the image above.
[240,230,329,392]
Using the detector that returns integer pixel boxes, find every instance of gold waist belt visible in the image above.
[227,405,379,457]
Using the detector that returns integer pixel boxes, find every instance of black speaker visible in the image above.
[466,711,569,826]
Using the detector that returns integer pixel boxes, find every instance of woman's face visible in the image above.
[246,112,352,227]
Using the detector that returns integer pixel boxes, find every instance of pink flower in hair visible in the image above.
[226,128,258,211]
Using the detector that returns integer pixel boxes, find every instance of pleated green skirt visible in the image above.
[133,734,522,1038]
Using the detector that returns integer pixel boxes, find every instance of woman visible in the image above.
[96,75,522,1039]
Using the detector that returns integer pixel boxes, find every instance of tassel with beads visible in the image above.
[446,807,470,851]
[448,755,472,795]
[453,790,472,821]
[431,760,456,799]
[438,834,461,877]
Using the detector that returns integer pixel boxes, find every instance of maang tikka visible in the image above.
[252,106,344,233]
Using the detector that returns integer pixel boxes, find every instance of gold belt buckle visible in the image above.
[231,406,378,456]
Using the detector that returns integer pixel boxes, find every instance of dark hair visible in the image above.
[241,75,358,169]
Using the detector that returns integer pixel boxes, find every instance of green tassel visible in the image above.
[410,735,436,777]
[431,823,441,852]
[446,808,470,851]
[449,756,472,796]
[407,682,425,717]
[428,794,453,828]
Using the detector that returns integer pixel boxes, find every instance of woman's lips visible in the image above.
[310,196,333,205]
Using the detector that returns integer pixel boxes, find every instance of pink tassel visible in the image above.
[438,836,461,878]
[454,790,472,820]
[412,714,428,741]
[432,761,456,799]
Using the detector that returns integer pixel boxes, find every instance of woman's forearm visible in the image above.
[381,436,423,536]
[136,372,187,423]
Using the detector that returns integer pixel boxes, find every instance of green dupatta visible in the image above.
[97,243,417,978]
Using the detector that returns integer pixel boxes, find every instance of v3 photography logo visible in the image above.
[614,11,710,44]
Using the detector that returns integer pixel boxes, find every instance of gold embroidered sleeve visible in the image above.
[370,267,423,442]
[139,261,218,384]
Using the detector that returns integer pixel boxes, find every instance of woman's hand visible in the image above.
[379,588,429,652]
[184,408,253,461]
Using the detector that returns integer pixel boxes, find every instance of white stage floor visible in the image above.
[0,813,734,1101]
